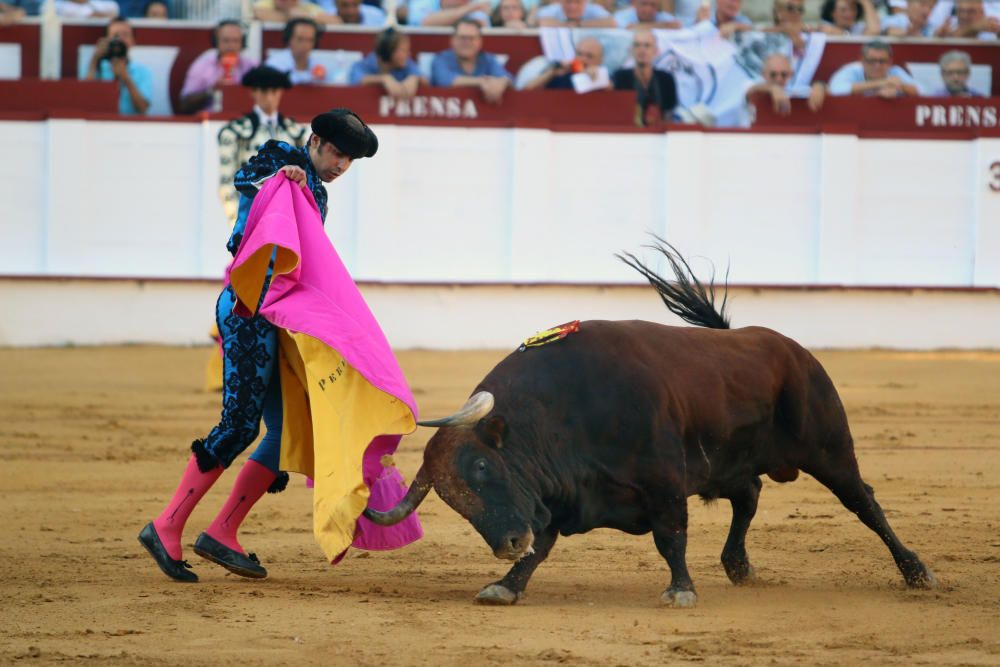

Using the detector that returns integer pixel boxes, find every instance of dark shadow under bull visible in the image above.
[365,241,937,607]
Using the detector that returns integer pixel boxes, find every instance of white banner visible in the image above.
[538,27,828,128]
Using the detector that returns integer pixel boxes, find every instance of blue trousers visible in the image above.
[199,285,283,474]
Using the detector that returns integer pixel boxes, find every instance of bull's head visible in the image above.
[364,391,537,561]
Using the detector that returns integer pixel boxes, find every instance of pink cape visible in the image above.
[227,173,422,561]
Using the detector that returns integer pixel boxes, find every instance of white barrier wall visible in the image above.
[3,119,1000,288]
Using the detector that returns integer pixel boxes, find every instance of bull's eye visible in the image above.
[472,457,488,482]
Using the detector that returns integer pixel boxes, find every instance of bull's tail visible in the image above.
[617,237,730,330]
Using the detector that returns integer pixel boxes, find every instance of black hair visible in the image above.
[820,0,863,24]
[212,19,246,49]
[455,17,483,33]
[374,27,403,64]
[283,17,322,47]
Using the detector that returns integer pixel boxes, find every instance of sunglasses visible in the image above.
[783,3,805,12]
[863,57,890,64]
[942,67,970,75]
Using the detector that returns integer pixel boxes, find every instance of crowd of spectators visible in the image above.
[3,0,1000,35]
[1,0,997,125]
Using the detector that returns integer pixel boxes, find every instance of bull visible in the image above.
[366,242,936,607]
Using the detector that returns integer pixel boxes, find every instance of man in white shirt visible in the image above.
[265,17,330,85]
[55,0,119,17]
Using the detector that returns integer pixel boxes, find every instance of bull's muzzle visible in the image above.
[493,529,536,561]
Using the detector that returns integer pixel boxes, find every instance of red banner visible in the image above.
[0,79,119,114]
[220,84,637,128]
[750,92,1000,137]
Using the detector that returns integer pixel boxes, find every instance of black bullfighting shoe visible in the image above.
[193,532,268,579]
[137,522,198,583]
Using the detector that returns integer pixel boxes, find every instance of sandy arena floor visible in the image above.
[1,345,998,666]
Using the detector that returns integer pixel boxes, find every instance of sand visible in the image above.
[1,345,998,666]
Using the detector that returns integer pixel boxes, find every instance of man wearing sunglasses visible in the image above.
[930,50,984,97]
[828,39,920,97]
[744,52,826,116]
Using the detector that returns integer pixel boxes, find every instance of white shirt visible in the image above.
[265,49,328,85]
[54,0,120,17]
[254,105,280,138]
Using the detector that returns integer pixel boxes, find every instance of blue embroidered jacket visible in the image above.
[227,141,329,256]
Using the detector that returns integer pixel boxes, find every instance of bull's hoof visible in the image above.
[659,588,697,608]
[723,559,758,586]
[904,564,938,590]
[475,584,519,605]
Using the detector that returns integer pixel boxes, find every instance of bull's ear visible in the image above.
[475,415,507,449]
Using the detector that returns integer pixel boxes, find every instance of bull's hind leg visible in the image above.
[809,466,936,588]
[721,476,762,585]
[475,525,559,606]
[652,497,697,608]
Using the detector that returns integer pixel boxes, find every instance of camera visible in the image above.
[102,38,128,61]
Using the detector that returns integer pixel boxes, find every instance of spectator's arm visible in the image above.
[85,38,110,80]
[113,60,151,114]
[807,81,826,111]
[253,6,288,21]
[848,79,890,95]
[0,3,26,23]
[580,16,617,26]
[827,68,857,95]
[859,0,880,34]
[719,20,753,37]
[178,89,215,114]
[523,64,565,90]
[628,19,682,29]
[399,73,421,96]
[421,0,490,25]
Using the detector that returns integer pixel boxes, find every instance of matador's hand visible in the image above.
[280,165,308,188]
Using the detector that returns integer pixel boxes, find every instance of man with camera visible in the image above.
[84,17,152,115]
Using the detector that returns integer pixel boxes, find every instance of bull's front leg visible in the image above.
[475,525,559,606]
[652,496,697,608]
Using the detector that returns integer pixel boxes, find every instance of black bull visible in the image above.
[366,244,936,606]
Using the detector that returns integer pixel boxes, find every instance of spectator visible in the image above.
[114,0,164,16]
[0,1,26,22]
[179,20,257,114]
[819,0,880,35]
[615,0,681,28]
[492,0,529,28]
[415,0,491,27]
[524,36,611,93]
[693,0,752,37]
[253,0,340,24]
[310,0,386,24]
[142,0,167,17]
[536,0,616,27]
[767,0,822,54]
[669,0,706,26]
[828,40,920,97]
[931,50,984,96]
[217,66,307,222]
[266,18,330,85]
[349,27,424,99]
[55,0,119,18]
[613,28,678,126]
[430,19,512,104]
[882,0,934,36]
[744,52,825,114]
[934,0,1000,38]
[83,17,151,114]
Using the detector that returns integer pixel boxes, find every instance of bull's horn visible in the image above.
[417,391,494,428]
[362,466,432,526]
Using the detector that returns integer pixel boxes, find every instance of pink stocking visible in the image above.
[153,455,224,560]
[204,459,276,554]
